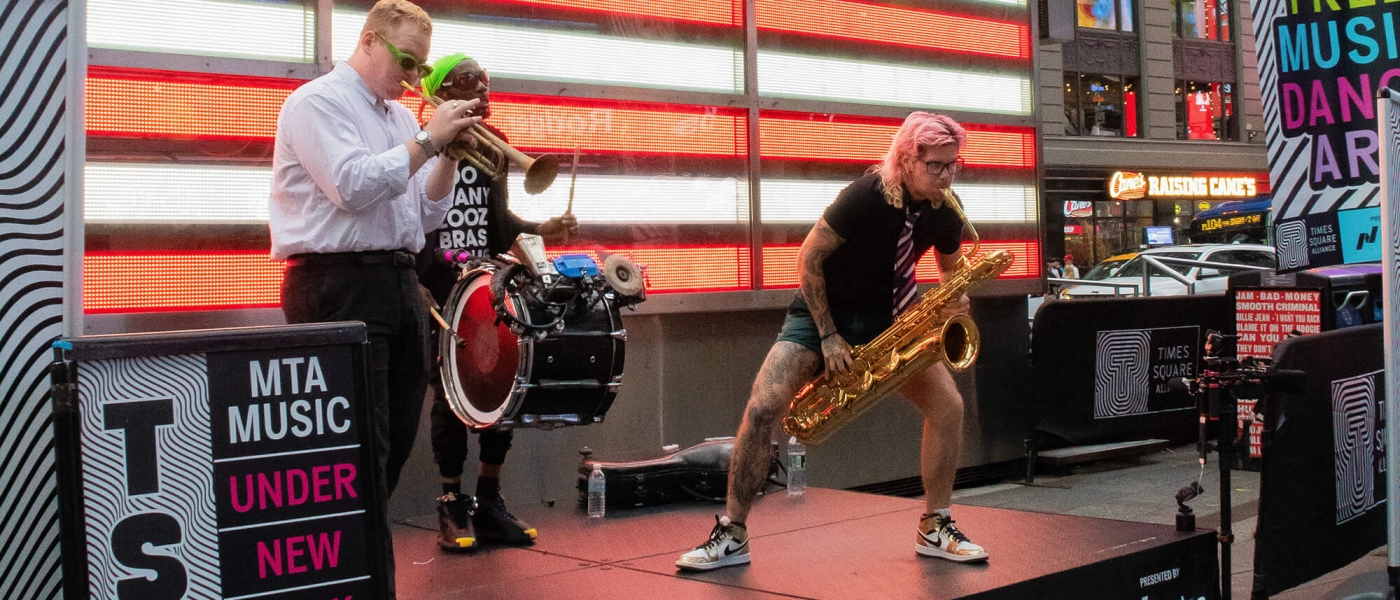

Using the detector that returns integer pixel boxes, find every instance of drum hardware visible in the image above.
[439,249,638,430]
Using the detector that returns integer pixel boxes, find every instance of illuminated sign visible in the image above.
[1065,225,1083,234]
[1107,172,1147,200]
[1107,172,1259,199]
[1196,213,1264,232]
[1063,200,1093,218]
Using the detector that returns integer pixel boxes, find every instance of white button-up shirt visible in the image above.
[269,61,450,259]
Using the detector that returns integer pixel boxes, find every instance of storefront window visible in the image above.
[1176,81,1236,141]
[1078,0,1135,31]
[1174,0,1230,41]
[1064,73,1140,137]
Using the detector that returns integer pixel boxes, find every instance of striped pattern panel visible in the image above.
[0,0,68,598]
[1250,0,1378,221]
[78,355,220,597]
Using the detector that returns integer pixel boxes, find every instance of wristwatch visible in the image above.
[414,129,438,157]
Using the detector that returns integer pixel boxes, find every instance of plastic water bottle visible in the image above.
[787,436,807,496]
[587,464,606,517]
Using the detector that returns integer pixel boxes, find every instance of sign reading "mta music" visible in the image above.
[74,340,377,600]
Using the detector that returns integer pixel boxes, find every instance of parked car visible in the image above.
[1080,252,1137,281]
[1059,243,1276,298]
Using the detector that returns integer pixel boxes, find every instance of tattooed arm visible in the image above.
[799,218,850,373]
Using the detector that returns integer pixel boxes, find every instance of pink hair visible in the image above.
[875,112,966,208]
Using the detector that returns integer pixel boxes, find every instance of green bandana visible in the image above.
[421,53,470,98]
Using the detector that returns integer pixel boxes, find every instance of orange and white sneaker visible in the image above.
[676,515,750,571]
[915,512,988,562]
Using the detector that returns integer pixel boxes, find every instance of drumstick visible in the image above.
[566,143,579,217]
[429,305,452,332]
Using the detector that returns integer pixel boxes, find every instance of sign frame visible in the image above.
[50,322,390,600]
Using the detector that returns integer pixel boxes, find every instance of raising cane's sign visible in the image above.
[1108,171,1262,200]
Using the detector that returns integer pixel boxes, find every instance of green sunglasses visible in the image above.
[375,32,433,78]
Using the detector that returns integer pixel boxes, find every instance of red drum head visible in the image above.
[442,273,521,427]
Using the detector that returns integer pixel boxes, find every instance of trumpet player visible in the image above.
[676,112,988,571]
[268,1,479,595]
[413,53,577,553]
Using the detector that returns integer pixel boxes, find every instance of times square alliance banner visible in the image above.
[1251,0,1392,272]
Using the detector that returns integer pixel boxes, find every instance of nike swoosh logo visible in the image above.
[722,540,748,556]
[920,530,943,548]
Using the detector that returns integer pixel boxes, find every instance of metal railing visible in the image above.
[1051,256,1275,299]
[1046,278,1140,297]
[1139,256,1273,296]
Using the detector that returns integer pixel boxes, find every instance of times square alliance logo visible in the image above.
[1333,370,1386,525]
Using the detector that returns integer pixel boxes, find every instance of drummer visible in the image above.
[414,53,577,552]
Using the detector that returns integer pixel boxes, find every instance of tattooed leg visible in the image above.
[726,341,821,524]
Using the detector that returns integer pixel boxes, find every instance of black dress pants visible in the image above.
[282,256,430,599]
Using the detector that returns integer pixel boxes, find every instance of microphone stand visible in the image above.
[1204,374,1237,600]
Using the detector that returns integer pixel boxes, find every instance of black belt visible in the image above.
[287,250,416,269]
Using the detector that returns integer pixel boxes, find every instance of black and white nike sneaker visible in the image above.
[675,515,750,571]
[915,512,988,562]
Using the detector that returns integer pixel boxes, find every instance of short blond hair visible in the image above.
[364,0,432,37]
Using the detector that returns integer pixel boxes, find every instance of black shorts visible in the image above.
[775,293,892,353]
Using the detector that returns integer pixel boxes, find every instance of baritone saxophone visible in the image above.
[782,188,1014,445]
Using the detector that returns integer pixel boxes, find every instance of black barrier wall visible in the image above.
[1252,323,1386,597]
[1031,295,1232,446]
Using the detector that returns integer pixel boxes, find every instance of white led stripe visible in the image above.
[84,163,750,224]
[85,164,272,223]
[757,52,1031,115]
[506,174,750,223]
[760,180,1036,223]
[333,12,743,93]
[88,0,314,62]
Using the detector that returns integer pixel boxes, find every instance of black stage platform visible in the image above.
[392,488,1218,599]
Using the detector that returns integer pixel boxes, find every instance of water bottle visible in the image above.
[787,436,807,496]
[587,464,606,517]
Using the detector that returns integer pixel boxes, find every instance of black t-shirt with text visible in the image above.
[816,172,964,320]
[417,125,536,303]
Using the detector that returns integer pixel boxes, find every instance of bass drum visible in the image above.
[439,266,626,430]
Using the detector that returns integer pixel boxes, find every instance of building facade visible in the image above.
[1039,0,1271,273]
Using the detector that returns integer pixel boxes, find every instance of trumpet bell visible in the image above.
[524,153,559,195]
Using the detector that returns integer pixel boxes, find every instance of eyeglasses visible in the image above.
[375,32,432,78]
[923,157,965,176]
[441,69,489,91]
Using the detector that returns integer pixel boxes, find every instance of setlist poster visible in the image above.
[1234,288,1322,358]
[75,342,376,599]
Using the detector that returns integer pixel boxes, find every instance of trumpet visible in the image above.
[402,81,559,194]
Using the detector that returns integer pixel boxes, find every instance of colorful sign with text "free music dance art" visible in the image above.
[1251,0,1396,272]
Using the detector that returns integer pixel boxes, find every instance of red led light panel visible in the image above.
[756,0,1029,60]
[87,75,293,140]
[84,252,286,313]
[762,241,1039,289]
[477,97,747,157]
[487,0,742,26]
[547,245,752,293]
[85,246,755,313]
[760,115,1035,167]
[87,70,747,157]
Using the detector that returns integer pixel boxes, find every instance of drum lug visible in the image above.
[611,329,628,341]
[607,374,624,392]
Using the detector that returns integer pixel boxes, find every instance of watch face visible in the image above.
[417,130,430,143]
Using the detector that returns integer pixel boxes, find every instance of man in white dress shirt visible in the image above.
[268,2,478,592]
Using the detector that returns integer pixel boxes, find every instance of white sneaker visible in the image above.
[675,515,751,571]
[915,513,988,562]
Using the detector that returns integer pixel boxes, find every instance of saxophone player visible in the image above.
[676,112,988,571]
